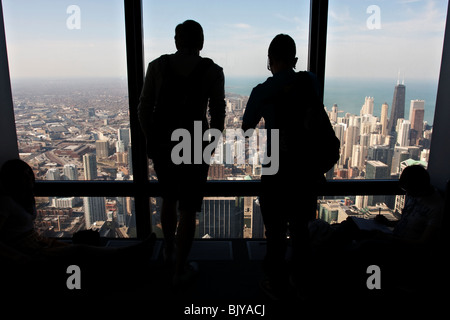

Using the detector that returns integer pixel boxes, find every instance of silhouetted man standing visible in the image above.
[138,20,225,286]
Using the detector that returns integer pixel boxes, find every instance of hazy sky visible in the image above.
[2,0,448,80]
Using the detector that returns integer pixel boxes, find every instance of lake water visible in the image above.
[225,76,439,125]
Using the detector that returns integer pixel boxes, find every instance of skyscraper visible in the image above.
[46,168,61,180]
[380,102,389,137]
[409,100,425,145]
[199,197,243,238]
[387,82,406,134]
[330,104,338,122]
[63,164,78,180]
[344,126,359,167]
[83,197,106,229]
[397,119,411,147]
[360,96,374,116]
[95,140,109,159]
[116,196,127,227]
[366,160,389,206]
[367,145,393,172]
[83,153,97,180]
[118,128,131,152]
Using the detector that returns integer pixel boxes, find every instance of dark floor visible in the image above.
[2,238,447,316]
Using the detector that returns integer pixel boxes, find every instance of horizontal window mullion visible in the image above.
[34,180,403,197]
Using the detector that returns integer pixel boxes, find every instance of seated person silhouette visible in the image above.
[0,159,156,287]
[357,164,444,249]
[310,165,444,293]
[311,165,444,251]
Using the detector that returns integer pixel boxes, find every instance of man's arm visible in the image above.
[208,67,226,132]
[242,85,263,132]
[137,62,157,139]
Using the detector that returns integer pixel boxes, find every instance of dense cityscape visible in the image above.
[12,77,432,239]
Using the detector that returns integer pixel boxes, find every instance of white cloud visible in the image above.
[232,23,251,29]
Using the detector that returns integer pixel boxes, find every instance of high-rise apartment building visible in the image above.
[343,126,359,167]
[118,128,131,152]
[199,197,243,238]
[95,140,109,159]
[330,104,338,122]
[360,96,374,115]
[409,99,425,145]
[46,168,61,180]
[83,153,97,180]
[367,145,393,172]
[63,164,78,180]
[83,197,107,229]
[366,160,389,206]
[397,119,411,147]
[116,196,127,227]
[380,102,389,137]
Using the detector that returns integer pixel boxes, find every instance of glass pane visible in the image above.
[317,195,399,224]
[35,196,137,238]
[143,0,310,181]
[324,0,447,179]
[151,196,265,239]
[3,0,132,181]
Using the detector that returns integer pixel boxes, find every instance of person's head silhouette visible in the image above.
[0,159,36,213]
[0,159,35,195]
[267,34,298,74]
[175,20,204,54]
[399,164,432,197]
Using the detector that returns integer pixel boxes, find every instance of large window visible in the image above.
[3,0,444,240]
[324,0,447,184]
[3,0,134,238]
[143,0,310,181]
[3,0,131,182]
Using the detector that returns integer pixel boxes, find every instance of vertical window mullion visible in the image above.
[308,0,328,103]
[124,0,151,239]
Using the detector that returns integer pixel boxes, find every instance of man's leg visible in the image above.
[259,193,289,287]
[174,208,197,277]
[161,198,177,261]
[288,191,316,297]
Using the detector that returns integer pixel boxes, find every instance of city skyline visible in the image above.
[12,76,433,180]
[20,76,432,239]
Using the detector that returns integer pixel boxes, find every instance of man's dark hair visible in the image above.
[268,34,296,66]
[175,20,204,51]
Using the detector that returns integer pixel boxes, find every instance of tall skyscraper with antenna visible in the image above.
[387,76,406,135]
